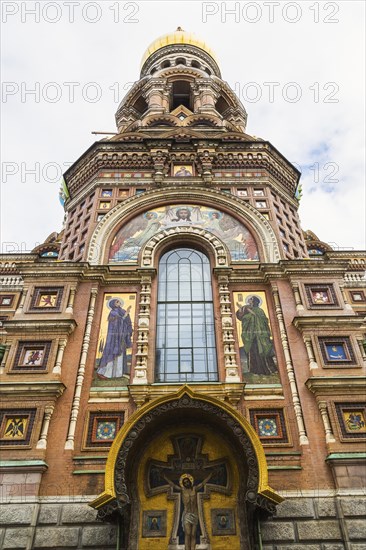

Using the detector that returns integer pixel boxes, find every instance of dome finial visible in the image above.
[176,26,184,31]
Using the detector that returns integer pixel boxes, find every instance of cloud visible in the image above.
[1,1,365,251]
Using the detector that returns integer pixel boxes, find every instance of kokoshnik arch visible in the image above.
[0,28,365,550]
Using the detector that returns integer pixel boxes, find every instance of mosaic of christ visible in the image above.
[109,205,259,263]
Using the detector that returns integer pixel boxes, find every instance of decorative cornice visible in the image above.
[63,138,300,199]
[2,319,77,335]
[306,376,366,396]
[0,381,66,398]
[0,460,48,473]
[128,382,245,408]
[293,315,366,331]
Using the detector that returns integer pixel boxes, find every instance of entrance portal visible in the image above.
[91,388,282,549]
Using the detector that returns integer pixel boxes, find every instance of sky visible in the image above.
[1,0,365,253]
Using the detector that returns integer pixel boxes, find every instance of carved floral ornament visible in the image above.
[87,188,281,266]
[90,387,283,520]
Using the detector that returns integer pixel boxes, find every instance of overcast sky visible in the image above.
[1,0,365,253]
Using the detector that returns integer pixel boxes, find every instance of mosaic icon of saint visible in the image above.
[96,298,132,379]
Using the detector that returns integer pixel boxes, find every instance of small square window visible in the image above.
[255,200,267,209]
[118,189,129,198]
[237,189,248,197]
[101,189,113,198]
[253,189,264,196]
[135,189,146,195]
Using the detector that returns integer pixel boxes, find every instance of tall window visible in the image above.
[155,248,218,383]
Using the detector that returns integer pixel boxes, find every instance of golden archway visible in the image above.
[91,386,282,513]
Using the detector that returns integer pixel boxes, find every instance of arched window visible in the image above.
[155,248,218,383]
[171,81,192,110]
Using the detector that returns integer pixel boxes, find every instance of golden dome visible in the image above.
[140,27,218,67]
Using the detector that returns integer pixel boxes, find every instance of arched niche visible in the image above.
[87,188,281,265]
[90,387,282,549]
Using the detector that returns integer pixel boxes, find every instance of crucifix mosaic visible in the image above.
[144,434,232,548]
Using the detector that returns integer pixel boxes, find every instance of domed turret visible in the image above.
[140,27,220,77]
[114,28,247,135]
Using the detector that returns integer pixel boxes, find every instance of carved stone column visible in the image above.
[0,342,10,374]
[150,148,169,186]
[65,286,98,450]
[52,338,67,375]
[197,149,214,184]
[65,285,77,313]
[218,275,240,383]
[356,336,366,366]
[272,285,308,445]
[144,79,166,113]
[133,274,152,384]
[339,283,353,311]
[36,405,55,449]
[304,336,318,370]
[318,401,336,443]
[292,282,304,312]
[16,285,29,314]
[199,85,217,110]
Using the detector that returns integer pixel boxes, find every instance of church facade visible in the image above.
[0,30,365,549]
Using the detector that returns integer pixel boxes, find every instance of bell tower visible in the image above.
[115,27,247,134]
[1,27,365,550]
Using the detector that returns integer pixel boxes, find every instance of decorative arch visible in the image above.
[90,386,282,519]
[140,226,229,268]
[87,188,281,265]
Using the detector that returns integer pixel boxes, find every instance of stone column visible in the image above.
[133,275,151,384]
[318,401,336,443]
[16,285,29,314]
[218,275,240,383]
[0,342,10,374]
[339,283,353,311]
[52,338,67,375]
[304,336,318,370]
[272,285,309,445]
[65,287,98,450]
[36,405,55,449]
[65,285,77,313]
[292,282,304,312]
[356,336,366,366]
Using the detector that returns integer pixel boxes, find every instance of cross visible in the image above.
[146,434,230,547]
